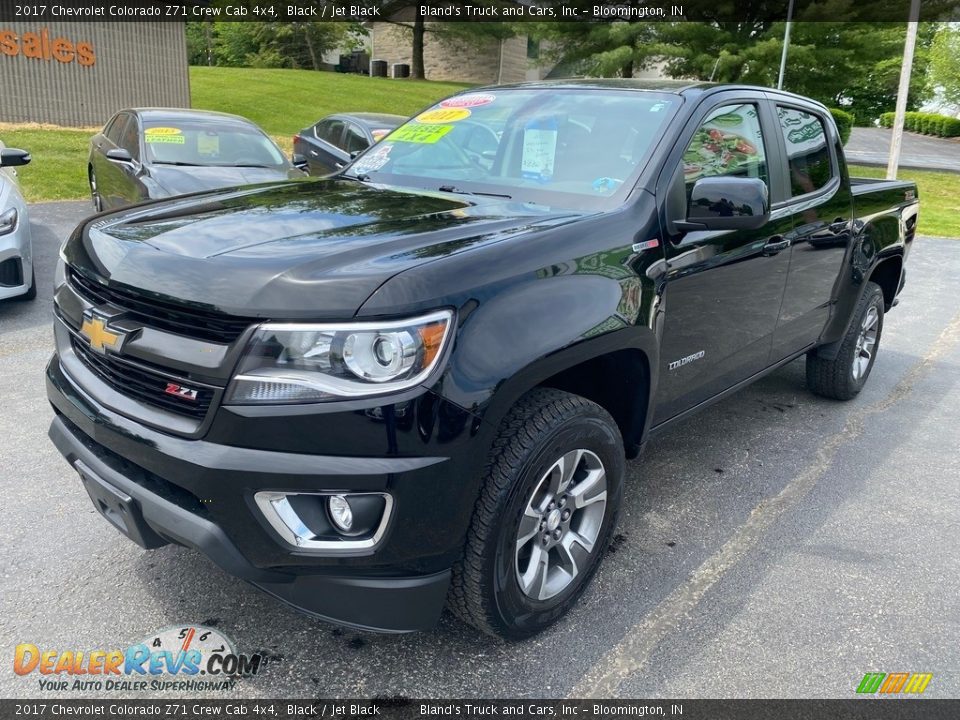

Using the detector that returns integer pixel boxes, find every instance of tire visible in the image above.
[449,388,625,639]
[806,281,885,401]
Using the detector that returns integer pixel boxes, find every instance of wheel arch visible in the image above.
[868,254,904,311]
[476,331,659,460]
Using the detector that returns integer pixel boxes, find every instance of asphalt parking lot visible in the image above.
[1,202,958,700]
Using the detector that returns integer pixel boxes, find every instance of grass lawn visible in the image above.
[2,67,471,203]
[848,165,960,238]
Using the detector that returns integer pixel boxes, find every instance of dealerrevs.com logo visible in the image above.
[14,626,262,692]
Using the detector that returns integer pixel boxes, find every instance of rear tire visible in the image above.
[806,281,884,400]
[449,388,624,639]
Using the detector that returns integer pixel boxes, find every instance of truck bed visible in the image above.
[850,176,916,196]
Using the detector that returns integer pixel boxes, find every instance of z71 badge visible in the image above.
[164,383,199,401]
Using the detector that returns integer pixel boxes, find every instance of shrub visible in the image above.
[941,117,960,137]
[879,112,895,128]
[829,108,854,145]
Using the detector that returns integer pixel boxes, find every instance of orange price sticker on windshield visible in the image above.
[416,108,471,124]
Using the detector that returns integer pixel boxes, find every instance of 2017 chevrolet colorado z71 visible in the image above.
[47,81,917,638]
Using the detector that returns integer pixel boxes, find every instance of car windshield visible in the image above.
[346,88,678,210]
[143,121,287,168]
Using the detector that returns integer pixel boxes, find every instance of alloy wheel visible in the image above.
[852,305,879,381]
[515,449,607,601]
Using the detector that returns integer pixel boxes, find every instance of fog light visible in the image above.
[328,495,353,532]
[254,491,392,553]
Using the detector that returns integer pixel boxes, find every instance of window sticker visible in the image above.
[440,93,496,109]
[371,129,391,142]
[144,127,181,136]
[351,143,393,173]
[416,108,471,124]
[197,133,219,155]
[145,134,185,144]
[391,123,454,144]
[521,119,558,182]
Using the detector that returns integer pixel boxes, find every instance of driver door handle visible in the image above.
[762,236,790,255]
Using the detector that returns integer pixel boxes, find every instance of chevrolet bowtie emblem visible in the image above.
[80,315,126,354]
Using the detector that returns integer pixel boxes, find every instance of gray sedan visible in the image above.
[0,142,34,301]
[88,108,305,211]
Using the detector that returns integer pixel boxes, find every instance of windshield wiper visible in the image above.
[438,185,511,199]
[152,161,203,167]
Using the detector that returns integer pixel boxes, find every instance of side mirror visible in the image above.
[685,176,769,231]
[291,153,308,171]
[106,148,134,164]
[0,148,31,167]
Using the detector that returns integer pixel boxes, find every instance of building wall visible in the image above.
[371,23,540,85]
[0,22,189,126]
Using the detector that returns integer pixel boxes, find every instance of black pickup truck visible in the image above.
[47,80,917,638]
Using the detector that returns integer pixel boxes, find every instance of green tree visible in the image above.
[928,25,960,107]
[534,15,935,123]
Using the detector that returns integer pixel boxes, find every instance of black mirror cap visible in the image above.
[0,148,31,168]
[291,153,308,168]
[106,148,134,163]
[688,176,770,231]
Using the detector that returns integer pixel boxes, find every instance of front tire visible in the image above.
[449,388,624,639]
[806,281,885,400]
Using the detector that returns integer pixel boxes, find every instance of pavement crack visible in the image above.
[571,309,960,698]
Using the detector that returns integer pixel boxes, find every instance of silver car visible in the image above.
[0,142,34,301]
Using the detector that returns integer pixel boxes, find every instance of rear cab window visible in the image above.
[776,106,834,197]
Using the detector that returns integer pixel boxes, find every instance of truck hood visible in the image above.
[64,179,584,319]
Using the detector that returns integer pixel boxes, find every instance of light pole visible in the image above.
[777,0,795,90]
[887,0,923,180]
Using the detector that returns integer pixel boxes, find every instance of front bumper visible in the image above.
[0,221,32,300]
[46,355,487,632]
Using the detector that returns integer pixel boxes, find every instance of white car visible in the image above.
[0,142,35,301]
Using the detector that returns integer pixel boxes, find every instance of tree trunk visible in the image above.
[204,21,213,66]
[621,60,634,79]
[411,6,425,79]
[304,26,319,71]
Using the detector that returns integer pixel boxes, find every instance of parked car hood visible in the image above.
[63,179,585,319]
[148,164,303,197]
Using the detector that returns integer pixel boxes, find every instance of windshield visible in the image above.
[143,121,287,168]
[347,88,678,209]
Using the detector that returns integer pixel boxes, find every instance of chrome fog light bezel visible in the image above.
[254,490,393,553]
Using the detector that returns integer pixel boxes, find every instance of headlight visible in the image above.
[0,208,17,236]
[225,309,454,404]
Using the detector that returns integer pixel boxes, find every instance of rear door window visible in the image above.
[315,119,346,149]
[777,106,834,197]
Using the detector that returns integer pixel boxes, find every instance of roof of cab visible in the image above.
[470,78,827,108]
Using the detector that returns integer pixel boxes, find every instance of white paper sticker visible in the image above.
[521,128,558,181]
